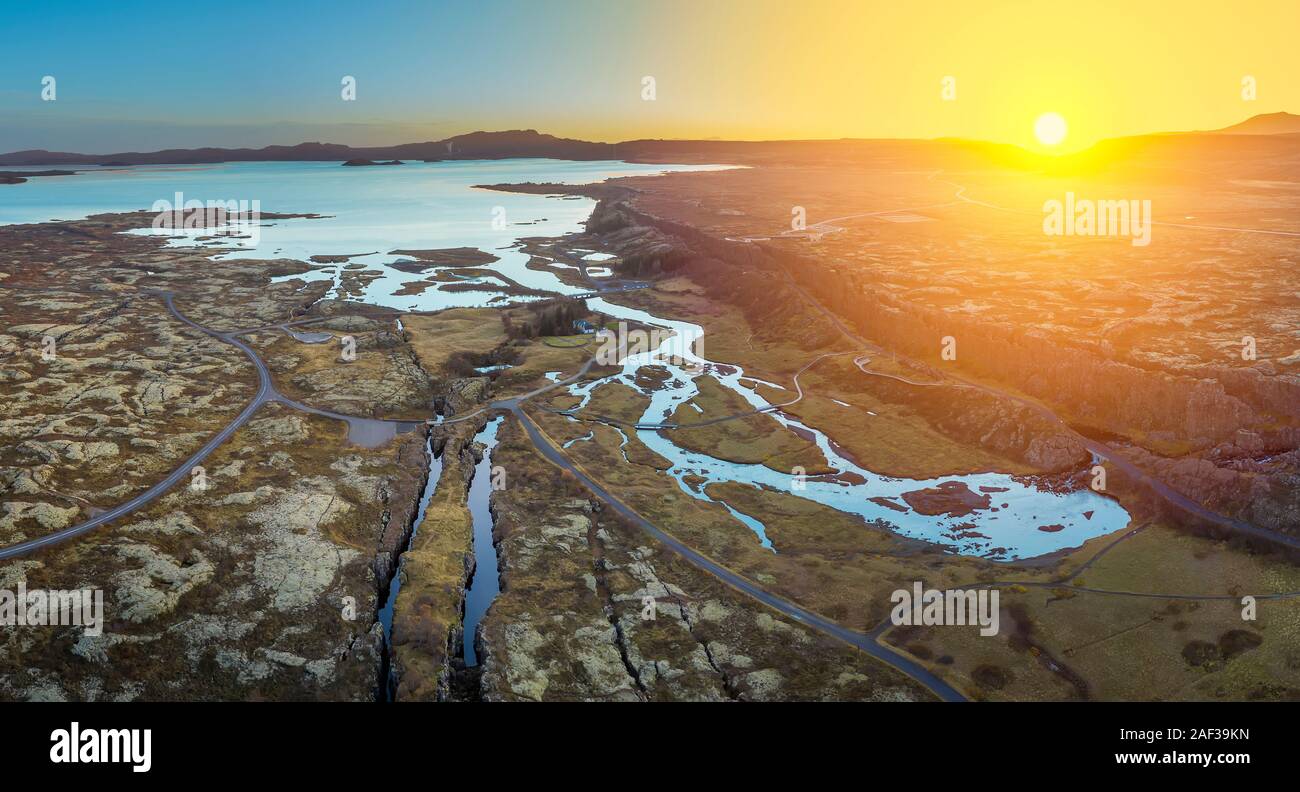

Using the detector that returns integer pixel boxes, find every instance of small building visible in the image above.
[573,319,596,334]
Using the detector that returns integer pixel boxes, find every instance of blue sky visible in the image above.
[0,0,671,151]
[3,0,1296,153]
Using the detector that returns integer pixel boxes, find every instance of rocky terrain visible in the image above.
[0,215,300,547]
[0,213,507,700]
[476,416,930,701]
[1,206,924,702]
[0,404,422,700]
[570,143,1300,541]
[4,128,1298,704]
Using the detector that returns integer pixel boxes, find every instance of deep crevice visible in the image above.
[446,414,504,700]
[587,516,649,699]
[375,428,443,702]
[638,547,740,700]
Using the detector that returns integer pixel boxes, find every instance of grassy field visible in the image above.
[669,375,832,474]
[527,400,1063,638]
[253,321,433,420]
[390,419,484,701]
[402,308,508,381]
[601,279,1032,479]
[572,380,671,469]
[757,359,1036,478]
[879,519,1300,701]
[491,333,612,398]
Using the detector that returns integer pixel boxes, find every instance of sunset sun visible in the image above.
[1034,112,1068,146]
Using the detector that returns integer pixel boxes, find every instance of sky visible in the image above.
[2,0,1297,154]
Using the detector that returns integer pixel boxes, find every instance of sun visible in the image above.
[1034,112,1068,146]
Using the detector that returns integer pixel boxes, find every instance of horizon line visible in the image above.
[3,110,1298,162]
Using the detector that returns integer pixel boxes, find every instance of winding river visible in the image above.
[580,299,1129,559]
[4,158,1131,562]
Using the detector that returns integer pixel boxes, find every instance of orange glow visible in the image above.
[538,0,1300,151]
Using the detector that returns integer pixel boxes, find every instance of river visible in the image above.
[3,157,1131,563]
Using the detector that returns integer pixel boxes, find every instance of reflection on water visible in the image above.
[463,416,504,667]
[2,158,728,313]
[572,299,1131,561]
[11,158,1132,561]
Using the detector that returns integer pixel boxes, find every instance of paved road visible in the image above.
[951,370,1300,552]
[569,283,650,300]
[773,263,1300,553]
[511,404,967,702]
[854,354,946,387]
[0,292,273,561]
[14,258,1285,695]
[0,291,425,560]
[0,285,606,562]
[0,267,957,699]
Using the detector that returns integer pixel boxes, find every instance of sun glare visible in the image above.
[1034,112,1068,146]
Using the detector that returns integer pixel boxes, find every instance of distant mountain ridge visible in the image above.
[0,130,620,167]
[2,114,1297,168]
[1210,111,1300,135]
[0,129,1044,170]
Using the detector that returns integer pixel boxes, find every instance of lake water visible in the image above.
[2,158,1131,559]
[0,159,729,311]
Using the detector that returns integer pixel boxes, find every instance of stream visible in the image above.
[569,298,1132,561]
[13,158,1134,567]
[462,416,504,667]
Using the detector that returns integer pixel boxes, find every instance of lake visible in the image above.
[1,157,1131,559]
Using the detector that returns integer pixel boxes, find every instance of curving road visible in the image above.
[0,286,618,560]
[511,404,968,702]
[13,235,1289,697]
[6,279,964,697]
[0,291,273,560]
[0,291,420,560]
[772,260,1300,553]
[949,369,1300,552]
